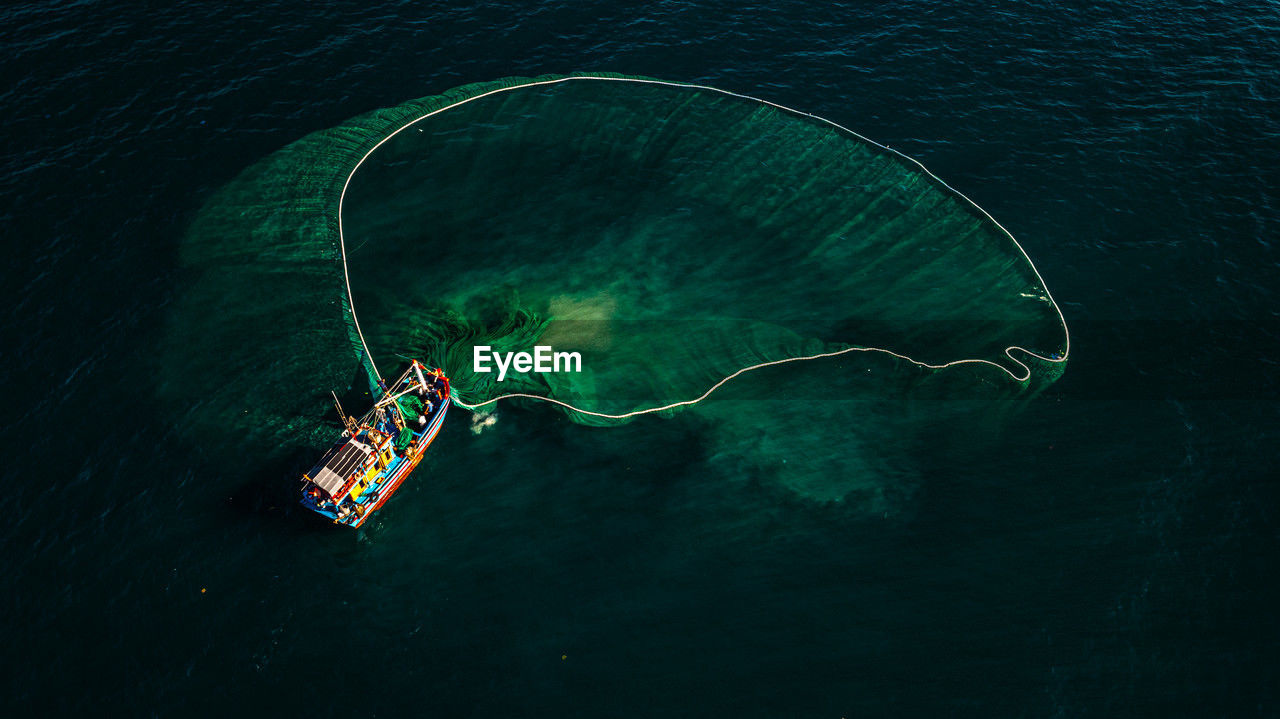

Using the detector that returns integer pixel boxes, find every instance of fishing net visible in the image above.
[339,75,1067,424]
[395,427,414,451]
[163,73,1067,503]
[397,395,424,424]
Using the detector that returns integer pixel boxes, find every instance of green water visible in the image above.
[168,75,1066,504]
[170,75,1065,416]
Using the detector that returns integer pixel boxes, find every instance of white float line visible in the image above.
[336,75,1071,418]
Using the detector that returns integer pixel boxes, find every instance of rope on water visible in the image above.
[337,76,1071,420]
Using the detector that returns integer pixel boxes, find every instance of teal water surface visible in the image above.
[2,2,1277,716]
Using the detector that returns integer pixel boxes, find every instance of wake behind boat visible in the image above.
[300,360,449,528]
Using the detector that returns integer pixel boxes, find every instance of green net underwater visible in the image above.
[163,73,1068,504]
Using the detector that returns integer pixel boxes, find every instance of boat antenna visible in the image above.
[332,391,358,434]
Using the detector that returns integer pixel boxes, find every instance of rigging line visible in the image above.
[336,75,1070,419]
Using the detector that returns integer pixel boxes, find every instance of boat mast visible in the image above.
[413,360,429,392]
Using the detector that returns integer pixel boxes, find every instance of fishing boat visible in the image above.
[299,360,449,528]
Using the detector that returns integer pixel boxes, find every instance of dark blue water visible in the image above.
[4,1,1278,716]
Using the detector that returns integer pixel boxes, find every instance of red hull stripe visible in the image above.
[351,401,448,528]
